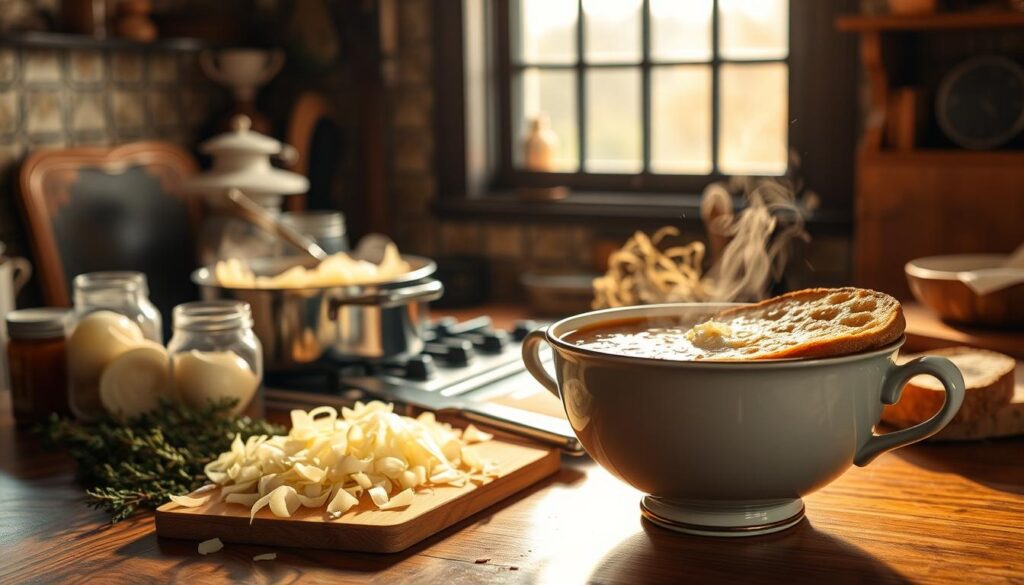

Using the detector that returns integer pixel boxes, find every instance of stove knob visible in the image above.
[442,339,476,366]
[471,330,509,353]
[432,317,459,336]
[512,320,538,341]
[404,354,436,380]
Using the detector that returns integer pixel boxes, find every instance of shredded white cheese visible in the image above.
[198,538,223,555]
[253,553,277,562]
[462,424,494,444]
[169,494,211,508]
[194,401,497,522]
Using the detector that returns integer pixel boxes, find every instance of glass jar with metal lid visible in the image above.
[7,308,70,425]
[167,300,263,418]
[280,210,348,255]
[67,271,163,420]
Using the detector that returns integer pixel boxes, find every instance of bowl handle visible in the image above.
[854,356,965,466]
[522,328,559,398]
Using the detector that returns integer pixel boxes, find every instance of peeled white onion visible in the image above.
[174,350,259,415]
[67,311,145,383]
[99,341,173,419]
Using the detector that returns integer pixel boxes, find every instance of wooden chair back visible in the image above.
[18,142,200,328]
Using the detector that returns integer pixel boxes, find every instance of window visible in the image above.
[435,0,858,219]
[500,0,790,191]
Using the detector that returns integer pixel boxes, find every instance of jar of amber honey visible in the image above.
[7,308,70,425]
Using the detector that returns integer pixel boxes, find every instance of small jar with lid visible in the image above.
[7,308,71,425]
[168,301,263,418]
[66,271,163,420]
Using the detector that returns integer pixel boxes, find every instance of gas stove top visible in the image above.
[264,315,541,400]
[263,314,581,452]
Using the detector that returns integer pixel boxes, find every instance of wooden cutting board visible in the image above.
[155,439,559,553]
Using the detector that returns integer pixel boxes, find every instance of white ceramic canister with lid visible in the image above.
[0,242,32,391]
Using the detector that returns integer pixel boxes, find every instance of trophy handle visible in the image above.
[199,51,228,85]
[255,50,286,85]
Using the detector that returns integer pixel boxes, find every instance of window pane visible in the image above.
[585,68,642,173]
[515,68,578,171]
[583,0,642,64]
[719,63,788,175]
[517,0,577,64]
[650,0,713,62]
[719,0,788,60]
[651,66,712,174]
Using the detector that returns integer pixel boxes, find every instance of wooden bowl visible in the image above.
[905,255,1024,328]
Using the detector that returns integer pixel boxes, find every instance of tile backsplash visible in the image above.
[0,46,220,289]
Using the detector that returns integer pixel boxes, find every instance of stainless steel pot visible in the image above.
[191,255,443,370]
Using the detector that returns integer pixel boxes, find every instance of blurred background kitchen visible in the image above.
[0,0,1022,422]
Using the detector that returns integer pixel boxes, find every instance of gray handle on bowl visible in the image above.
[522,328,559,398]
[854,356,965,466]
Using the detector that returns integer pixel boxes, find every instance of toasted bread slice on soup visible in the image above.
[883,347,1015,426]
[686,287,905,360]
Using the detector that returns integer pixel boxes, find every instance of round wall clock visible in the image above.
[936,55,1024,150]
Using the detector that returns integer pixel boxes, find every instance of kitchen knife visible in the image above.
[265,384,584,455]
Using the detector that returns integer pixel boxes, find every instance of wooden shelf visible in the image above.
[862,149,1024,165]
[836,10,1024,32]
[0,31,224,52]
[904,304,1024,360]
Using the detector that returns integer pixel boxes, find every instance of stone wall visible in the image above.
[0,46,220,272]
[386,0,851,303]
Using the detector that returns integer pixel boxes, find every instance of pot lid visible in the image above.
[200,115,282,155]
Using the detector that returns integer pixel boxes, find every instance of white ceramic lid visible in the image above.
[185,115,309,198]
[199,115,282,156]
[184,170,309,197]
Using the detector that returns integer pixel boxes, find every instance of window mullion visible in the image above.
[576,0,586,173]
[641,0,651,173]
[711,0,721,174]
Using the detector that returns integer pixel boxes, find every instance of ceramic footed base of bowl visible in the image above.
[640,496,806,537]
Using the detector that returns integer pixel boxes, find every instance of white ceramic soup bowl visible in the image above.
[522,303,965,537]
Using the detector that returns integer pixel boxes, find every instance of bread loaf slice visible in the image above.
[882,347,1015,426]
[687,287,905,360]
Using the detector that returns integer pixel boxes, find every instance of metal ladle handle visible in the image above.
[220,188,328,261]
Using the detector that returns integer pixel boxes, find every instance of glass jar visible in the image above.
[73,272,162,341]
[281,211,349,255]
[68,272,162,420]
[168,301,263,418]
[7,308,70,426]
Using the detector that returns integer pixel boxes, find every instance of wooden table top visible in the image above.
[2,304,1024,584]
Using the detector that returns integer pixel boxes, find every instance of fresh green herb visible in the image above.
[37,399,282,523]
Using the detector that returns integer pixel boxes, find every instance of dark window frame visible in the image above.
[433,0,859,229]
[497,0,790,193]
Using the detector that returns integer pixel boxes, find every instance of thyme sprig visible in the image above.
[37,399,282,523]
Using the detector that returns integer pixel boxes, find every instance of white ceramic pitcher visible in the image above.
[0,246,33,390]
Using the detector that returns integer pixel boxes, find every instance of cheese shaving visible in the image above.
[169,494,211,508]
[198,538,223,555]
[199,401,497,521]
[461,424,493,444]
[253,553,277,562]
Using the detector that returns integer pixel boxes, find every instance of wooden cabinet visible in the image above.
[838,13,1024,298]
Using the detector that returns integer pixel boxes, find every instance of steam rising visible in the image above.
[592,177,815,308]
